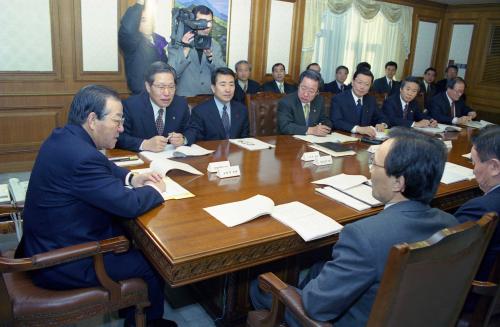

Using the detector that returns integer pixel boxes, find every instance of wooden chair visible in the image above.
[319,92,333,119]
[246,92,285,136]
[0,236,150,326]
[369,91,387,108]
[247,212,498,327]
[186,94,212,111]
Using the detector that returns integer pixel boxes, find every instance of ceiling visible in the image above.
[430,0,500,4]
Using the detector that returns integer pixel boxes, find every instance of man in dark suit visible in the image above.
[371,61,400,96]
[184,67,249,144]
[233,60,261,104]
[251,129,458,327]
[382,76,437,128]
[435,64,458,93]
[429,77,477,125]
[261,63,297,94]
[455,125,500,281]
[330,69,388,138]
[119,0,168,95]
[324,65,349,94]
[117,62,189,152]
[277,69,331,135]
[420,67,437,111]
[21,85,177,326]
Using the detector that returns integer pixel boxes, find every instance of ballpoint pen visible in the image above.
[110,156,139,162]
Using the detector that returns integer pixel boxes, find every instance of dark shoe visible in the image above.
[148,318,178,327]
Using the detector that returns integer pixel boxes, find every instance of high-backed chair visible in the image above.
[186,94,212,111]
[319,92,333,119]
[0,236,150,326]
[369,91,387,108]
[414,93,426,114]
[247,212,498,327]
[246,92,285,136]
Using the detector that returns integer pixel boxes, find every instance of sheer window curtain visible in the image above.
[301,0,413,84]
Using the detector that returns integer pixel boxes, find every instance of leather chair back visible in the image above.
[319,92,333,119]
[186,94,213,111]
[246,92,285,136]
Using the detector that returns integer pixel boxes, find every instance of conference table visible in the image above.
[113,128,480,323]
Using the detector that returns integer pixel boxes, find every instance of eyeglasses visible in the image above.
[368,152,384,170]
[109,117,125,127]
[299,85,318,95]
[152,84,175,93]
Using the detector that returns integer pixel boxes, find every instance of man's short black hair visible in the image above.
[472,125,500,162]
[385,128,447,204]
[299,69,322,85]
[446,64,458,72]
[447,77,466,90]
[68,85,120,125]
[385,61,398,69]
[211,67,235,85]
[144,61,177,85]
[192,5,213,17]
[336,65,349,74]
[353,68,374,82]
[400,76,421,90]
[424,67,436,74]
[356,62,371,71]
[306,63,320,70]
[272,63,285,72]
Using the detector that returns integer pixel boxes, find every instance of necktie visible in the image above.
[388,80,392,90]
[303,103,310,125]
[356,99,363,123]
[279,83,284,94]
[450,102,456,118]
[156,108,164,135]
[341,84,344,92]
[403,103,409,120]
[244,83,248,92]
[222,105,230,138]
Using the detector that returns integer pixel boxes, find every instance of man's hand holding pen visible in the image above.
[307,123,332,136]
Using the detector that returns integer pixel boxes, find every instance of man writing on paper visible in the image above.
[454,125,500,282]
[184,67,249,144]
[330,69,388,138]
[19,85,176,327]
[117,62,189,152]
[250,129,458,327]
[277,69,332,136]
[429,77,477,125]
[382,76,437,128]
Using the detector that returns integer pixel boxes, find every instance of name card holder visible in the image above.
[207,161,231,173]
[216,165,241,178]
[313,155,333,166]
[301,151,320,161]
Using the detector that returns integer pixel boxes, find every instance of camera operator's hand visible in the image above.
[204,49,213,62]
[182,31,195,57]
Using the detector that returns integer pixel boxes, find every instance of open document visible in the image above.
[294,132,359,144]
[462,120,495,129]
[414,123,461,134]
[308,143,356,157]
[441,162,475,184]
[229,138,275,151]
[141,144,214,161]
[203,195,343,241]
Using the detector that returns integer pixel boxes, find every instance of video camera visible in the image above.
[170,8,212,50]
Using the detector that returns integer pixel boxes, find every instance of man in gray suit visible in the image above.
[167,5,225,96]
[277,69,331,136]
[250,128,458,327]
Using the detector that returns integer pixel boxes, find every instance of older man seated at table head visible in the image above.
[250,128,458,327]
[184,67,249,145]
[454,125,500,281]
[20,84,177,326]
[116,61,190,152]
[330,69,388,138]
[382,76,437,128]
[277,69,331,136]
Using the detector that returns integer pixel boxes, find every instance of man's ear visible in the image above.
[145,82,152,94]
[211,84,215,94]
[489,158,500,177]
[86,112,98,131]
[393,175,406,193]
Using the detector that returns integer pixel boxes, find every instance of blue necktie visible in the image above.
[222,105,230,139]
[356,99,363,124]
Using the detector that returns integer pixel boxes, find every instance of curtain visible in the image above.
[300,0,413,84]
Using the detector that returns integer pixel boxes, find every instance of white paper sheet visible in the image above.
[441,162,475,184]
[229,138,275,151]
[312,174,368,190]
[316,187,371,211]
[293,132,359,144]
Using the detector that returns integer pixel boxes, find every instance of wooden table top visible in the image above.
[114,129,480,287]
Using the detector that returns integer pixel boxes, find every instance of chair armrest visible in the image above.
[471,280,498,297]
[0,236,129,273]
[259,272,332,327]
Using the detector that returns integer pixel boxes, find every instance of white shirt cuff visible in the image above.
[351,125,359,133]
[452,117,458,125]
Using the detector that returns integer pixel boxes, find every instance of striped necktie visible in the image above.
[156,108,164,135]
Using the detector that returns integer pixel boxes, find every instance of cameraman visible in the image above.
[168,5,226,97]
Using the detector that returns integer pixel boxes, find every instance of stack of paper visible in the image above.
[414,123,461,134]
[203,195,343,241]
[141,144,214,161]
[229,138,275,151]
[441,162,475,184]
[463,120,495,129]
[294,132,359,144]
[316,187,371,211]
[308,144,356,157]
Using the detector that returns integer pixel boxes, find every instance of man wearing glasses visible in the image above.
[21,85,177,326]
[117,62,190,152]
[277,69,332,135]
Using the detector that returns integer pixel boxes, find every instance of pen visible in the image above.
[110,156,139,162]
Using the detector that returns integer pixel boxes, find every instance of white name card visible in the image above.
[207,160,231,173]
[216,165,241,178]
[313,155,333,166]
[301,151,320,161]
[444,140,452,149]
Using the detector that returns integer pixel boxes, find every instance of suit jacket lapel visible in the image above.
[293,96,307,126]
[141,93,159,136]
[229,102,240,138]
[209,98,227,139]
